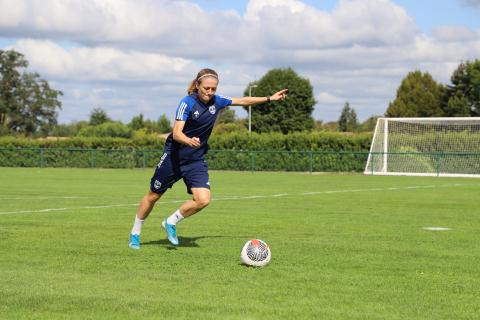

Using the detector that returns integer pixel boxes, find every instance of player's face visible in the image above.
[196,77,218,103]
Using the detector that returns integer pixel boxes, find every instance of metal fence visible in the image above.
[2,148,479,175]
[0,148,369,173]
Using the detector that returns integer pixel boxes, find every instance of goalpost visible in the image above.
[364,117,480,178]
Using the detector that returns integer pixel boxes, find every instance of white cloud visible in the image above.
[239,0,419,56]
[432,26,478,42]
[12,39,197,82]
[317,92,344,104]
[1,0,417,55]
[0,0,244,58]
[9,38,200,123]
[245,0,309,20]
[0,0,27,27]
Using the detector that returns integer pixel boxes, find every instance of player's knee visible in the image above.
[196,197,210,209]
[145,192,161,204]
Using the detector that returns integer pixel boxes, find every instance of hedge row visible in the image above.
[0,136,165,149]
[0,132,372,171]
[207,150,368,172]
[0,131,372,151]
[210,131,373,151]
[0,148,369,172]
[0,148,164,168]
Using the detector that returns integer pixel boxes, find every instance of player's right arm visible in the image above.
[172,120,200,148]
[172,98,201,148]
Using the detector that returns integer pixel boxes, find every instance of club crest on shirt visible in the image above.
[209,105,216,114]
[193,110,200,119]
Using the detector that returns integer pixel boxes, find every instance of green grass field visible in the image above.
[1,167,479,319]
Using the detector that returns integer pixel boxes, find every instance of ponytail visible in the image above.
[187,80,197,95]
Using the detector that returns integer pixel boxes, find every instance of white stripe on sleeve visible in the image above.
[176,102,187,120]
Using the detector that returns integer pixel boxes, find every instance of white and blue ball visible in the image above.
[240,239,271,267]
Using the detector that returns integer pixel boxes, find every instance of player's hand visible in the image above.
[270,89,288,102]
[189,137,201,148]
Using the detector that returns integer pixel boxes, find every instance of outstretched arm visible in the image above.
[230,89,288,106]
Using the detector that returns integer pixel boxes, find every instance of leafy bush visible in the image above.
[0,136,165,149]
[78,122,133,138]
[209,131,371,152]
[212,123,247,134]
[0,131,371,151]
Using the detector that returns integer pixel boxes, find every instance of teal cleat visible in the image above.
[162,219,179,246]
[129,234,140,249]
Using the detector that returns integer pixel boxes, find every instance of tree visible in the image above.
[157,114,172,133]
[359,116,380,132]
[0,50,62,135]
[386,71,445,117]
[243,68,315,133]
[216,108,236,124]
[128,113,172,134]
[338,102,358,132]
[129,113,145,130]
[445,60,480,116]
[89,107,111,126]
[445,92,470,117]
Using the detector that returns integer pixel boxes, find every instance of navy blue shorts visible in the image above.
[150,152,210,195]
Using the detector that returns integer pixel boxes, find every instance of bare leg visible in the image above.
[178,188,211,218]
[136,191,162,220]
[129,191,163,248]
[162,188,210,246]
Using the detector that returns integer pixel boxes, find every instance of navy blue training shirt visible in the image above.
[164,93,232,164]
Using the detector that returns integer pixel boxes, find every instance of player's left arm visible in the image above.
[230,89,288,106]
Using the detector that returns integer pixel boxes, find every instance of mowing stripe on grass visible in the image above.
[0,183,478,216]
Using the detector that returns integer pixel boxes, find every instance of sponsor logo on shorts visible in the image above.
[209,105,216,114]
[154,180,162,189]
[157,153,167,168]
[206,181,210,186]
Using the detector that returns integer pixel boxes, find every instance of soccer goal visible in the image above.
[364,117,480,178]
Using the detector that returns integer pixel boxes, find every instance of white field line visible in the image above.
[0,196,87,200]
[0,183,477,216]
[423,227,451,231]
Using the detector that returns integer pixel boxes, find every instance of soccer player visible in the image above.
[129,68,288,249]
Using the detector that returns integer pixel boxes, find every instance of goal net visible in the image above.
[364,117,480,178]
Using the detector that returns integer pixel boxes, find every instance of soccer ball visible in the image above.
[240,239,271,267]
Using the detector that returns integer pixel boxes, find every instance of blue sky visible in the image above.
[393,0,480,31]
[193,0,480,31]
[1,0,479,124]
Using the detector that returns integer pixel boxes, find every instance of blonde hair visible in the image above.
[187,68,219,95]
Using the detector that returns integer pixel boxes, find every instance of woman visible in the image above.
[129,68,288,249]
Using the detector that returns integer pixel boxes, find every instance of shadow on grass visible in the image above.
[142,235,235,249]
